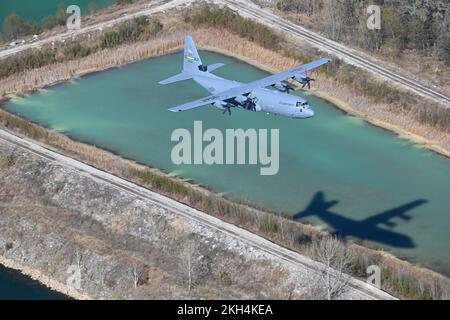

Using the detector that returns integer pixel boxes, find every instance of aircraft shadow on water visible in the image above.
[294,192,428,248]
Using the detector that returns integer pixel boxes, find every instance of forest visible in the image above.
[0,1,135,41]
[275,0,450,64]
[0,17,163,79]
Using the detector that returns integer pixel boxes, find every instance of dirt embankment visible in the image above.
[0,140,368,300]
[0,18,449,299]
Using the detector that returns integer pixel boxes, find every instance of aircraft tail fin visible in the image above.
[158,35,203,85]
[159,35,226,85]
[182,35,203,74]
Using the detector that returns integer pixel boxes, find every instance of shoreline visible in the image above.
[201,46,450,160]
[0,256,90,300]
[1,102,448,299]
[1,26,449,160]
[1,32,449,298]
[1,112,448,299]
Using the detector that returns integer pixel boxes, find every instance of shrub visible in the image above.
[0,51,56,78]
[62,43,92,60]
[188,5,280,50]
[98,17,150,48]
[0,153,16,169]
[259,216,280,234]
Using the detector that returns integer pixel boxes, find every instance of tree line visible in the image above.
[276,0,450,64]
[185,5,280,50]
[0,17,163,79]
[1,3,68,41]
[98,16,163,48]
[1,1,136,41]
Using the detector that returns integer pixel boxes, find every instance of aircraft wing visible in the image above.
[361,200,426,227]
[168,58,332,112]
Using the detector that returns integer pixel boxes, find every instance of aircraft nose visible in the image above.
[294,107,314,119]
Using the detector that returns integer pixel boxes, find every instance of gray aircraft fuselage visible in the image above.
[193,73,314,119]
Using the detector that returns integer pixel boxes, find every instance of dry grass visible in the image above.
[0,152,16,169]
[0,15,449,299]
[1,105,449,300]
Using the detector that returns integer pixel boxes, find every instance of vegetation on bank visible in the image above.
[185,5,450,132]
[329,60,450,131]
[0,108,448,300]
[98,17,163,48]
[0,50,57,78]
[0,4,449,299]
[275,0,450,66]
[1,4,68,41]
[1,3,447,131]
[0,17,164,79]
[0,0,137,41]
[185,5,280,50]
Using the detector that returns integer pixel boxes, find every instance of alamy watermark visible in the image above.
[66,5,81,30]
[171,121,279,175]
[367,265,381,288]
[367,5,381,30]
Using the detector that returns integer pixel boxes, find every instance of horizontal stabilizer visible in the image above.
[158,72,192,85]
[207,63,225,72]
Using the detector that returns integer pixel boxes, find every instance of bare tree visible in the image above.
[179,240,198,293]
[308,236,355,300]
[276,279,296,300]
[75,248,83,270]
[130,263,146,289]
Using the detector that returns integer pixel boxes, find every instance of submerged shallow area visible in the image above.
[3,51,450,276]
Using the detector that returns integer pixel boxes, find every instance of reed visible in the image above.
[0,108,448,299]
[0,7,449,299]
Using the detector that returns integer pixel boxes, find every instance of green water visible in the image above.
[3,51,450,276]
[0,265,68,299]
[0,0,114,26]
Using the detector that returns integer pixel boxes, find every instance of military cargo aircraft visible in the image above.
[159,36,332,119]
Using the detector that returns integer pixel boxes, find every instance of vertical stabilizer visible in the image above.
[183,35,203,74]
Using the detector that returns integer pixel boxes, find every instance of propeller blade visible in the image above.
[222,106,232,115]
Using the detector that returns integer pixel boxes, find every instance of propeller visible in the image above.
[271,81,295,93]
[222,105,232,115]
[213,101,233,115]
[243,97,257,111]
[300,76,315,89]
[232,95,257,111]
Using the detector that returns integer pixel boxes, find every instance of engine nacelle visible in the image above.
[212,101,227,110]
[272,81,289,92]
[234,95,248,105]
[293,75,307,84]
